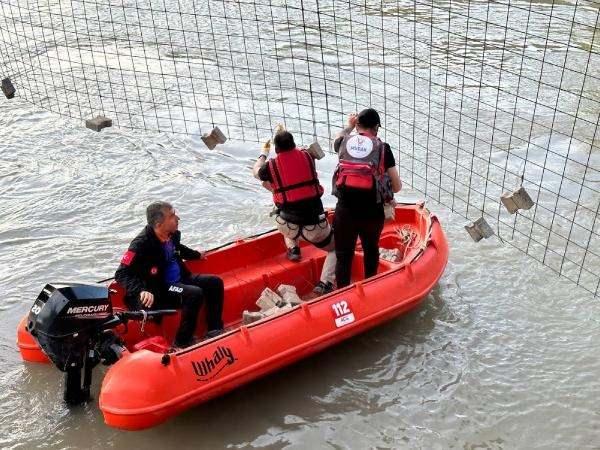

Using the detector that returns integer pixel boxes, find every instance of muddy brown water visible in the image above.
[1,97,599,449]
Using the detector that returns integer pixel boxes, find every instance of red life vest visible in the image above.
[268,148,324,207]
[333,133,391,203]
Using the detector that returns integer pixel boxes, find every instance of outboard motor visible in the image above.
[26,283,124,404]
[26,282,175,405]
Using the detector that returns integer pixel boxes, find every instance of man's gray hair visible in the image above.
[146,201,173,227]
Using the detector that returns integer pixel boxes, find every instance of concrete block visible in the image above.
[474,217,494,238]
[85,115,112,132]
[279,303,293,312]
[283,291,302,305]
[256,287,283,311]
[307,141,325,160]
[242,310,264,324]
[514,187,534,210]
[1,78,15,99]
[263,302,294,317]
[201,126,227,149]
[501,186,534,214]
[465,222,483,242]
[277,284,297,296]
[464,217,494,242]
[380,248,401,263]
[500,193,519,214]
[262,306,277,317]
[276,284,301,305]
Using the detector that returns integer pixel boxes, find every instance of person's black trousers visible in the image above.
[165,274,224,346]
[333,205,385,288]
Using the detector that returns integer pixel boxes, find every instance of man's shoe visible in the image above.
[313,281,334,295]
[286,246,301,262]
[205,328,225,339]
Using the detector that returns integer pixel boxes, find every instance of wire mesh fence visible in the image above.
[1,0,599,296]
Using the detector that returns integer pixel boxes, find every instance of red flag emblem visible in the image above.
[121,250,135,266]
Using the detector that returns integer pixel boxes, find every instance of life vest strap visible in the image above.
[273,178,321,194]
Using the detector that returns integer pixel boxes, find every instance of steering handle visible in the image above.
[117,309,178,321]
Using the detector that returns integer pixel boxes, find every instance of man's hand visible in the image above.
[140,291,154,308]
[347,113,358,129]
[337,113,358,139]
[253,141,270,179]
[261,139,271,157]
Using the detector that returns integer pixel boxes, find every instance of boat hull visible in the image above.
[100,206,448,430]
[16,203,449,430]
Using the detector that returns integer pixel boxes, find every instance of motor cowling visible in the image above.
[26,283,112,371]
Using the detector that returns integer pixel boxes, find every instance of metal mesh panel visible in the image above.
[1,0,599,296]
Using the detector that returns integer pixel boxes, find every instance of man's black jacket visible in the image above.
[115,225,201,307]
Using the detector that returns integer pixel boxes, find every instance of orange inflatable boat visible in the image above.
[17,203,448,430]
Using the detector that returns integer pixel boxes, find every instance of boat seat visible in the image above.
[218,244,328,316]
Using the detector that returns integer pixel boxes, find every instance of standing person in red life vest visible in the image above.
[253,130,337,295]
[115,201,224,348]
[332,108,402,288]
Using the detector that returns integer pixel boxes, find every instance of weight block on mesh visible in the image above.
[512,186,534,210]
[501,186,534,214]
[500,193,518,214]
[464,217,494,242]
[2,78,15,99]
[85,115,112,132]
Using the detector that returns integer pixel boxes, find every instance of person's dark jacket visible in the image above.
[115,225,201,307]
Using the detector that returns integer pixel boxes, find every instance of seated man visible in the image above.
[115,201,224,347]
[253,130,336,295]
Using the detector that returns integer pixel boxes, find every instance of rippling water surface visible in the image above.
[2,0,600,446]
[1,96,599,449]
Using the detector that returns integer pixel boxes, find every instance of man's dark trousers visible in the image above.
[164,274,224,346]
